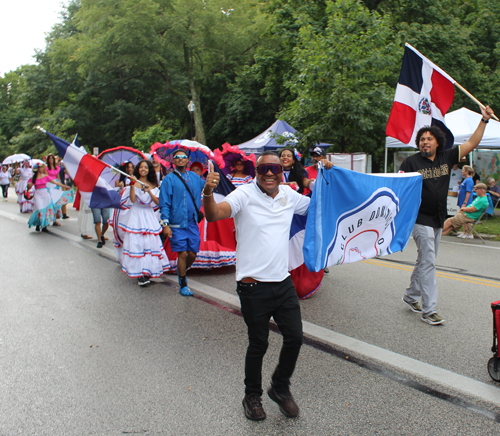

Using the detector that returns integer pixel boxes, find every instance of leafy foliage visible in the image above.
[1,0,500,172]
[281,0,398,159]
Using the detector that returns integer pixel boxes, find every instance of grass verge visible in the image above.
[474,214,500,241]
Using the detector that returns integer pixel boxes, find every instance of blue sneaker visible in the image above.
[179,286,193,296]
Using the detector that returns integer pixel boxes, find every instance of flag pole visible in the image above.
[35,126,147,187]
[98,160,147,187]
[453,82,499,121]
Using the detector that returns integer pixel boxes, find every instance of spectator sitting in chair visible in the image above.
[487,177,500,206]
[442,183,489,239]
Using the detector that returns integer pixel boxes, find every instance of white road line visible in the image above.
[3,208,500,407]
[440,240,500,250]
[0,209,27,224]
[163,275,500,408]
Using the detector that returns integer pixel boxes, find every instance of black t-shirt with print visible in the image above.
[399,146,460,229]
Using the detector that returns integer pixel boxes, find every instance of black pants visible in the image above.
[236,276,303,396]
[1,184,8,198]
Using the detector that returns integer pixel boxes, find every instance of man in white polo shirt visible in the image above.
[203,151,332,421]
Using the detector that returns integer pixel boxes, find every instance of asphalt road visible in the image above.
[1,190,500,435]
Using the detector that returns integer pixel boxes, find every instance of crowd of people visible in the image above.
[2,111,500,420]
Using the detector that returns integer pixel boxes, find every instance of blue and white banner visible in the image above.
[303,166,422,272]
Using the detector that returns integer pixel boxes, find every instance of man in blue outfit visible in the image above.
[159,149,204,296]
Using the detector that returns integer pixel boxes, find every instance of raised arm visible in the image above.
[203,163,232,222]
[460,106,495,159]
[47,179,69,190]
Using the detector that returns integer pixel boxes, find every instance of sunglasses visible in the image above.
[256,163,283,175]
[173,154,188,159]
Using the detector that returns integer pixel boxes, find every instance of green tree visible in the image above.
[50,0,268,147]
[281,0,398,161]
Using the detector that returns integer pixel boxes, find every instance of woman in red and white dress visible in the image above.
[113,160,170,286]
[15,160,34,213]
[226,160,253,187]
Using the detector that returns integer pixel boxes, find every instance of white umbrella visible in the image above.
[31,159,45,166]
[2,153,31,165]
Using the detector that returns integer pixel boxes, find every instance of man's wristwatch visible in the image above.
[481,118,489,124]
[160,219,169,227]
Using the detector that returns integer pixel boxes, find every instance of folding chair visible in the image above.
[483,193,495,218]
[463,211,486,244]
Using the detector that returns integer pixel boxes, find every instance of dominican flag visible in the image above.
[303,166,422,272]
[45,132,121,209]
[386,43,455,149]
[289,214,324,299]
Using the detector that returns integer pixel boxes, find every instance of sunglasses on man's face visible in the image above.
[173,155,188,159]
[256,163,283,175]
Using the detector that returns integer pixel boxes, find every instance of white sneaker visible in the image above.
[464,234,474,239]
[457,233,466,238]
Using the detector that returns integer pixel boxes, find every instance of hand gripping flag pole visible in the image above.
[386,43,497,151]
[453,81,499,121]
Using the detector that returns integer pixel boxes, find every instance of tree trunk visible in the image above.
[184,43,206,146]
[190,88,206,146]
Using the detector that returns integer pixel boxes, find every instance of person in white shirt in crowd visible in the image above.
[0,165,12,200]
[202,151,333,421]
[448,163,463,192]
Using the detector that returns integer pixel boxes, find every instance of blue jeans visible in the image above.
[236,276,303,396]
[91,207,110,224]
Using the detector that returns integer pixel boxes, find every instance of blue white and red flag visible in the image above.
[386,43,455,149]
[45,132,121,209]
[289,213,324,299]
[303,166,422,271]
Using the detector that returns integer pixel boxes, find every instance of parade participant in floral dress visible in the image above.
[46,154,74,225]
[27,163,71,232]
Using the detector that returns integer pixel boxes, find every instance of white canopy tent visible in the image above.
[384,107,500,172]
[445,107,500,148]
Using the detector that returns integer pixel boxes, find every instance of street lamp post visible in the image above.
[188,101,195,140]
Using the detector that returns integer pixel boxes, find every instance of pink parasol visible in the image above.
[213,142,256,178]
[150,140,223,172]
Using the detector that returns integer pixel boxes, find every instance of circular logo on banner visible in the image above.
[418,97,432,115]
[326,188,399,266]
